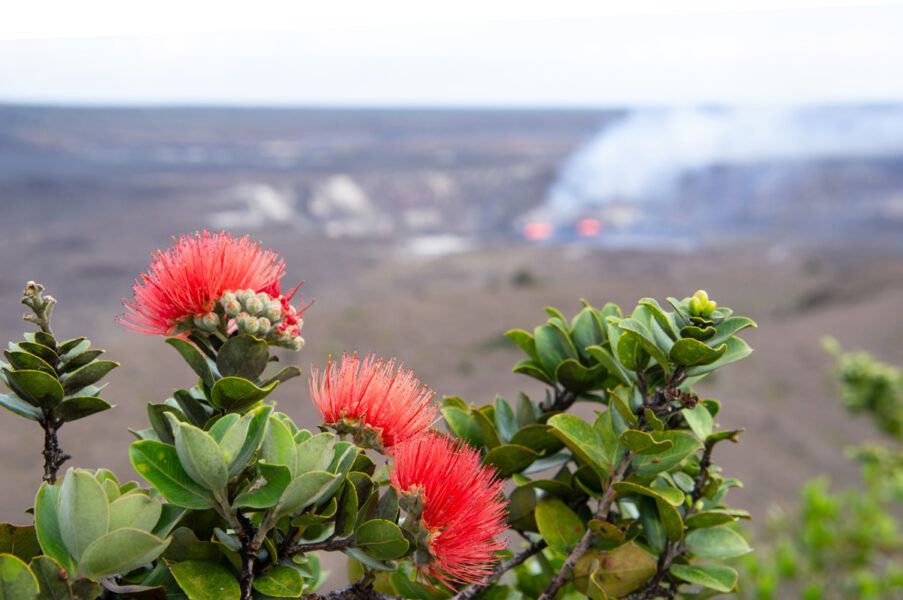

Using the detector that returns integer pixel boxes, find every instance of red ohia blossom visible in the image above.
[390,434,507,590]
[309,353,437,451]
[120,230,288,335]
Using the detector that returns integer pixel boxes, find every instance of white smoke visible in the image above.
[544,106,903,224]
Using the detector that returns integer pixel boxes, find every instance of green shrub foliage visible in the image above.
[0,259,755,599]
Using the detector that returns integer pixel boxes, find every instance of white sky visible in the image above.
[1,1,901,106]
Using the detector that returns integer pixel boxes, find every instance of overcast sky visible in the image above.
[2,1,901,107]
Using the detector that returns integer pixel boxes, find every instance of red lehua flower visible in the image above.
[390,434,508,590]
[309,353,437,450]
[120,230,287,335]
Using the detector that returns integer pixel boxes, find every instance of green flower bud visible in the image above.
[288,336,305,351]
[242,315,260,335]
[237,289,256,304]
[257,317,272,336]
[235,312,251,331]
[193,311,220,332]
[701,300,717,317]
[694,289,709,303]
[245,296,264,315]
[264,300,283,322]
[224,298,242,316]
[221,290,237,305]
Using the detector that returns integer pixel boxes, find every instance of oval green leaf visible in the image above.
[169,559,240,600]
[77,528,170,579]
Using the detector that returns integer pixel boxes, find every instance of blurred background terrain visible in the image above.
[3,2,903,592]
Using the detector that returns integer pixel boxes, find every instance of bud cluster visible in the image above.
[218,289,305,350]
[688,289,718,318]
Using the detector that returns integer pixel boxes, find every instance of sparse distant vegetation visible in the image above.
[737,340,903,600]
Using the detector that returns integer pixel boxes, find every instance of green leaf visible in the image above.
[482,444,541,477]
[227,404,272,478]
[16,342,58,366]
[58,350,105,375]
[574,544,656,598]
[571,306,607,361]
[60,361,117,396]
[505,329,537,360]
[2,369,64,409]
[295,433,335,475]
[216,334,269,381]
[52,396,113,422]
[493,397,517,443]
[684,526,752,558]
[58,470,110,561]
[33,484,76,575]
[686,337,753,377]
[670,564,738,592]
[610,389,638,428]
[0,393,41,420]
[521,479,585,502]
[616,320,671,370]
[555,359,608,394]
[253,565,304,597]
[535,499,585,552]
[29,555,76,600]
[708,316,757,346]
[234,463,292,510]
[680,325,716,341]
[57,338,86,358]
[534,323,578,377]
[334,481,359,539]
[209,377,278,412]
[471,409,501,449]
[165,338,214,388]
[682,404,713,439]
[613,482,685,507]
[616,332,649,372]
[3,351,54,375]
[274,471,339,519]
[109,494,162,532]
[618,430,674,454]
[259,366,303,388]
[631,431,703,476]
[169,560,240,600]
[0,553,38,600]
[129,441,215,509]
[638,298,678,340]
[512,360,555,386]
[547,414,611,475]
[151,504,187,539]
[355,520,409,560]
[172,389,210,427]
[0,526,39,564]
[173,423,229,492]
[685,510,739,529]
[77,528,170,579]
[509,424,565,455]
[441,407,484,448]
[669,338,727,367]
[656,498,684,542]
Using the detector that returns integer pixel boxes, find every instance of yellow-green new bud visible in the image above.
[689,296,702,316]
[701,300,717,317]
[694,289,709,303]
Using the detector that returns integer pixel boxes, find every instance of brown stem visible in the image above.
[537,453,633,600]
[40,415,70,484]
[302,580,398,600]
[452,540,548,600]
[236,513,260,600]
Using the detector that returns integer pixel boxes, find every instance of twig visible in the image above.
[451,540,548,600]
[536,453,633,600]
[40,415,70,484]
[302,580,398,600]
